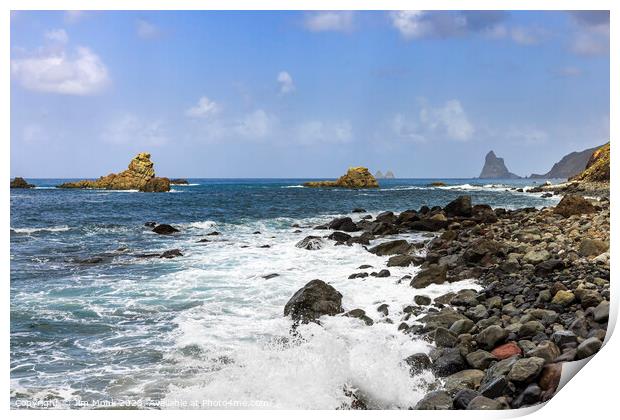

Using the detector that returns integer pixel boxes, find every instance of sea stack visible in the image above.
[479,151,520,179]
[58,152,170,192]
[304,167,379,188]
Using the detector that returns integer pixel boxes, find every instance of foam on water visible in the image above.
[11,225,71,234]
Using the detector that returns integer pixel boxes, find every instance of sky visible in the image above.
[10,10,610,178]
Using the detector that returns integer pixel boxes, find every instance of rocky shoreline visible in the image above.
[283,184,610,410]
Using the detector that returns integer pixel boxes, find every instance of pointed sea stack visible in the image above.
[304,167,379,189]
[57,152,170,192]
[479,151,520,179]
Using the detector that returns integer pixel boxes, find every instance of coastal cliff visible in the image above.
[57,153,170,192]
[569,142,610,183]
[304,167,379,188]
[479,151,520,179]
[530,145,601,179]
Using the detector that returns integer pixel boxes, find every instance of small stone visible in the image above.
[518,321,545,338]
[512,383,541,408]
[466,350,498,370]
[523,249,550,264]
[491,342,522,360]
[527,341,560,363]
[476,325,508,350]
[576,337,603,359]
[443,369,485,393]
[404,353,432,375]
[453,389,480,410]
[551,331,578,348]
[578,239,608,257]
[414,295,432,306]
[507,357,545,383]
[551,290,575,306]
[435,327,458,347]
[466,396,504,410]
[432,348,467,377]
[375,269,391,278]
[450,319,475,335]
[479,376,510,399]
[593,300,609,322]
[415,391,453,410]
[377,303,389,316]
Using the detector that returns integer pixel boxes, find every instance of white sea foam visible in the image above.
[152,216,481,409]
[281,185,304,188]
[11,226,71,234]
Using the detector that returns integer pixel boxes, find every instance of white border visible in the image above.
[4,1,617,419]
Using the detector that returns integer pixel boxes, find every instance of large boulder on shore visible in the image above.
[284,279,343,323]
[444,195,472,217]
[304,167,379,189]
[553,194,596,217]
[57,152,170,192]
[368,239,414,256]
[10,177,34,188]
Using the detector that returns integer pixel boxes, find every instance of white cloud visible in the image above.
[136,19,161,40]
[504,126,549,145]
[390,11,440,39]
[571,32,609,56]
[234,109,277,139]
[510,26,546,45]
[102,115,168,146]
[296,120,353,145]
[277,71,295,94]
[45,29,68,44]
[186,96,220,118]
[391,99,474,142]
[11,43,109,95]
[64,11,87,24]
[303,11,354,32]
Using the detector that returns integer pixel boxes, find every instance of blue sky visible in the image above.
[10,10,610,178]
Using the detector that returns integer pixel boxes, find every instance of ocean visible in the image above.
[10,178,561,409]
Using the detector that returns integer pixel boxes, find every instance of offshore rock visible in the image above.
[58,152,170,192]
[284,279,343,323]
[304,167,379,189]
[10,177,35,188]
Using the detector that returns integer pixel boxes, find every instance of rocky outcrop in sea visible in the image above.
[375,170,395,179]
[479,151,520,179]
[304,167,379,188]
[10,177,34,188]
[57,152,170,192]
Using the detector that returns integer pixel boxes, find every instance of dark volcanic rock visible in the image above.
[328,231,352,242]
[160,249,183,258]
[328,217,360,232]
[283,279,343,323]
[405,353,432,374]
[368,240,413,256]
[415,391,453,410]
[410,264,448,288]
[387,254,423,267]
[152,224,179,235]
[433,348,467,377]
[444,195,472,217]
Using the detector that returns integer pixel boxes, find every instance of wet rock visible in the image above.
[479,376,510,399]
[410,264,448,288]
[160,249,183,258]
[576,337,602,359]
[404,353,432,375]
[414,295,432,306]
[144,221,157,227]
[450,319,475,335]
[432,348,467,377]
[368,240,414,256]
[415,391,453,410]
[358,264,373,269]
[344,309,374,326]
[450,289,479,307]
[262,273,279,279]
[374,269,391,278]
[422,308,469,330]
[476,325,508,350]
[328,217,360,232]
[467,396,504,410]
[512,383,541,408]
[553,194,596,217]
[453,389,480,409]
[466,350,498,370]
[328,231,352,242]
[435,327,458,347]
[152,224,179,235]
[444,195,472,217]
[295,236,324,250]
[348,272,369,279]
[377,304,389,316]
[352,208,366,213]
[283,279,343,323]
[444,369,485,393]
[206,231,221,236]
[387,254,423,267]
[507,357,545,383]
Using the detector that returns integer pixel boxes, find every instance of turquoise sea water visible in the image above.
[10,178,560,409]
